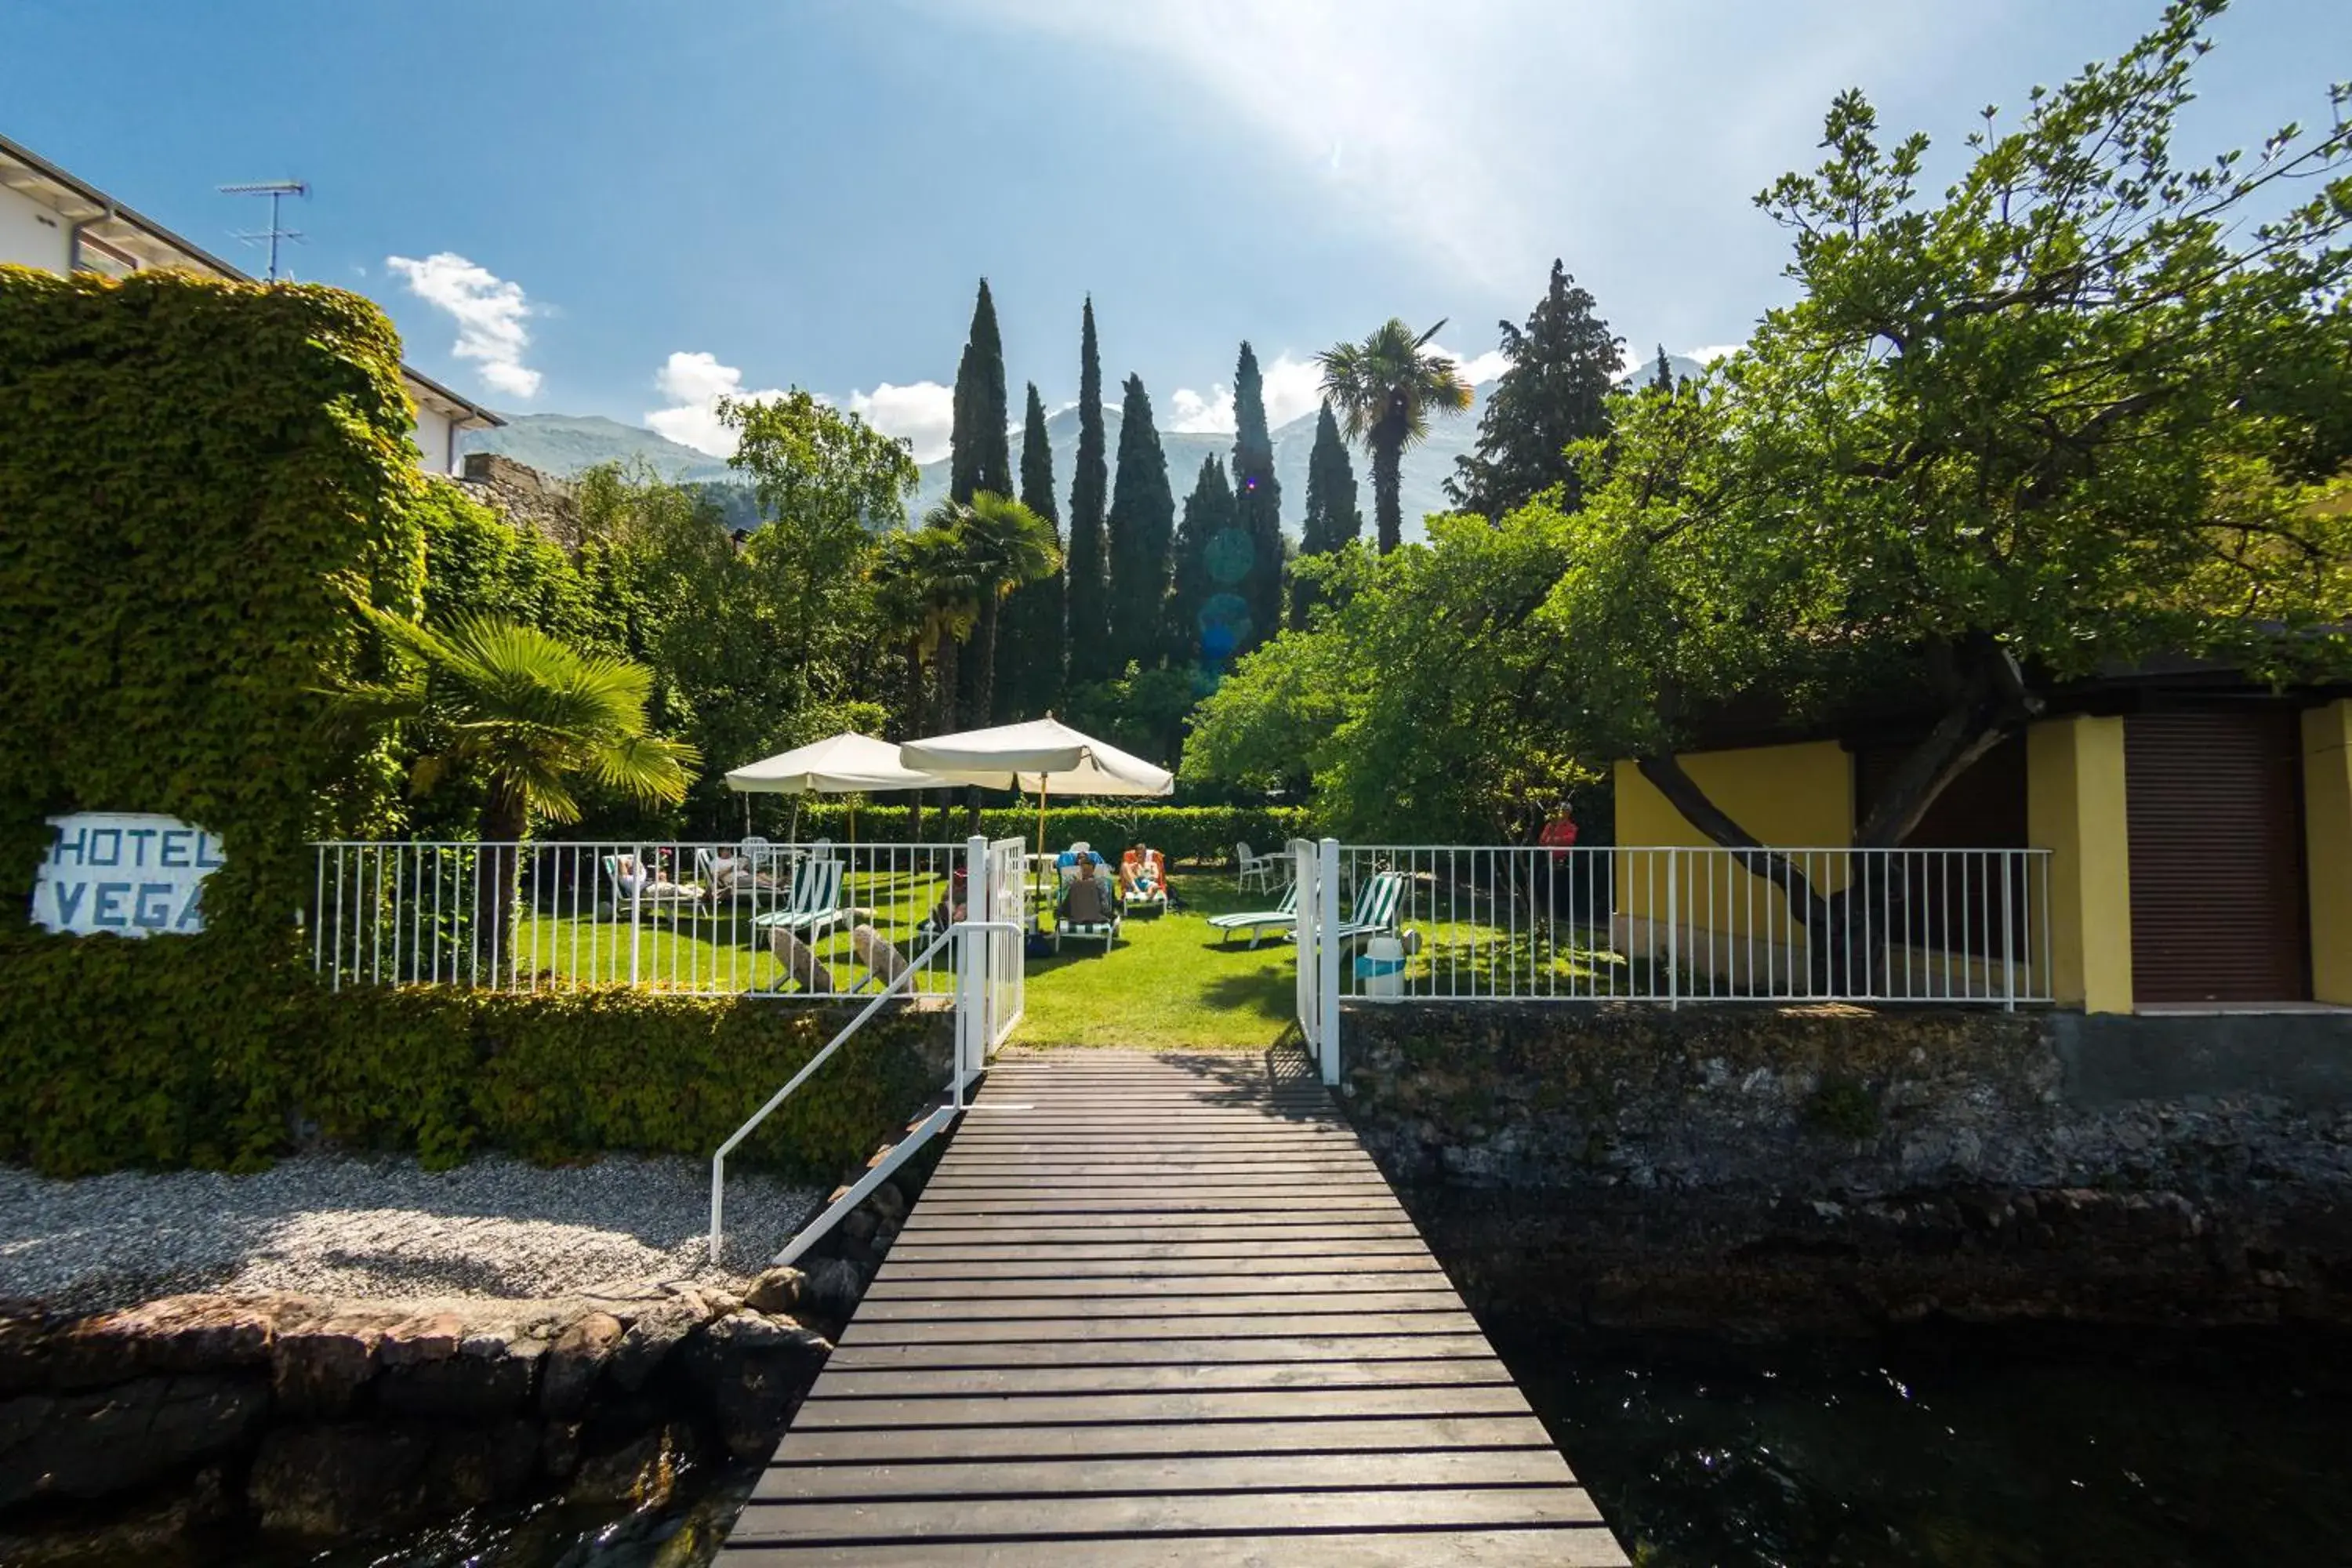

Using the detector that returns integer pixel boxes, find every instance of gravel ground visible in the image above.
[0,1153,825,1316]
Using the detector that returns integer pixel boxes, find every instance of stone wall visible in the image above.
[0,1180,915,1563]
[1340,1003,2352,1334]
[456,452,580,550]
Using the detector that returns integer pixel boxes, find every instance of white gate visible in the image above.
[1290,837,1340,1084]
[983,833,1027,1051]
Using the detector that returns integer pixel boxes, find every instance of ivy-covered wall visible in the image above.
[0,267,420,938]
[0,269,943,1181]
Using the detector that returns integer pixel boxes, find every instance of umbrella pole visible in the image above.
[1036,782,1051,931]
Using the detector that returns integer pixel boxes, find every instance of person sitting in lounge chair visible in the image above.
[1054,855,1121,953]
[1120,843,1171,913]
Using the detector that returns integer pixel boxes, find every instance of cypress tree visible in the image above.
[1444,260,1624,519]
[1229,342,1285,653]
[1650,342,1675,396]
[993,381,1065,720]
[948,279,1011,503]
[1292,400,1362,630]
[1167,455,1240,672]
[1065,297,1111,680]
[1104,372,1174,675]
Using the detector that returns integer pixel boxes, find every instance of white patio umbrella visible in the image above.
[899,717,1174,888]
[724,731,951,840]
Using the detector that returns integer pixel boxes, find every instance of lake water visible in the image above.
[212,1324,2352,1565]
[1488,1318,2352,1566]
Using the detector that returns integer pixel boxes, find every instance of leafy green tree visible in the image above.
[332,605,699,956]
[924,492,1062,727]
[1445,261,1624,518]
[1229,342,1286,650]
[1291,401,1362,630]
[1105,372,1176,673]
[1065,297,1112,679]
[948,279,1011,504]
[1318,318,1475,552]
[1647,343,1675,396]
[1168,456,1240,672]
[995,382,1066,720]
[1548,0,2352,970]
[1185,520,1591,838]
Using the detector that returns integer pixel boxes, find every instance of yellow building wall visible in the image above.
[2302,700,2352,1004]
[1613,743,1853,973]
[2024,715,2132,1013]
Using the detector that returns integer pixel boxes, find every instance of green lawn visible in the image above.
[480,863,1625,1036]
[1014,872,1298,1049]
[506,867,954,994]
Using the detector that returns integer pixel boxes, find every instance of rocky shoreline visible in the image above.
[0,1180,910,1565]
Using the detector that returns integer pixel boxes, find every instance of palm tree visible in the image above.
[923,492,1062,726]
[874,524,978,739]
[1317,318,1475,553]
[332,605,699,960]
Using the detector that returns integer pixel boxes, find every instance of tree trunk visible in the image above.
[975,595,1000,732]
[1636,654,2037,996]
[1372,425,1404,554]
[477,782,529,982]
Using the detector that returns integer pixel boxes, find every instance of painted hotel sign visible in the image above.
[33,812,221,937]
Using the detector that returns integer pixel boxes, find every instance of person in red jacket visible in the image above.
[1537,801,1579,914]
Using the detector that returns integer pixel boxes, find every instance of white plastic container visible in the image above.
[1356,935,1406,996]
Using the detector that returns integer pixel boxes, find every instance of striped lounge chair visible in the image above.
[753,855,851,942]
[1207,880,1298,949]
[1329,870,1408,949]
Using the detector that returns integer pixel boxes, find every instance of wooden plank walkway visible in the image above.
[717,1048,1629,1566]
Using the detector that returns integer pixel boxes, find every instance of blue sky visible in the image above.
[9,0,2347,458]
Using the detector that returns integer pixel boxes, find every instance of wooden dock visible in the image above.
[717,1048,1629,1565]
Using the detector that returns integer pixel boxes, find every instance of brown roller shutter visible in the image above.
[2126,710,2308,1004]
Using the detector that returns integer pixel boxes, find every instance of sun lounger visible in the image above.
[1331,869,1407,946]
[752,855,852,940]
[1054,867,1121,953]
[603,853,704,913]
[1207,880,1298,948]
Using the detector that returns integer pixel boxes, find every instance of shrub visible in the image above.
[781,803,1314,865]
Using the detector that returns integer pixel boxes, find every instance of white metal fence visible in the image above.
[1302,844,2054,1008]
[307,838,974,998]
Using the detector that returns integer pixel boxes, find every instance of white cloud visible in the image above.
[643,351,784,456]
[1169,383,1231,434]
[848,381,956,463]
[1687,344,1744,364]
[935,1,1639,294]
[1169,351,1331,436]
[644,354,958,463]
[384,252,540,401]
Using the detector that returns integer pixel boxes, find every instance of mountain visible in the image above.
[459,414,738,485]
[463,351,1715,543]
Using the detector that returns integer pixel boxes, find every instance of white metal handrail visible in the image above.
[707,917,1022,1262]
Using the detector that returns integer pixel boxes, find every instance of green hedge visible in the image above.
[0,933,949,1178]
[777,804,1314,865]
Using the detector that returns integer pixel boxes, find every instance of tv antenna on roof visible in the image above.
[218,180,308,281]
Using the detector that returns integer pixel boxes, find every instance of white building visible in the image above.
[0,132,501,472]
